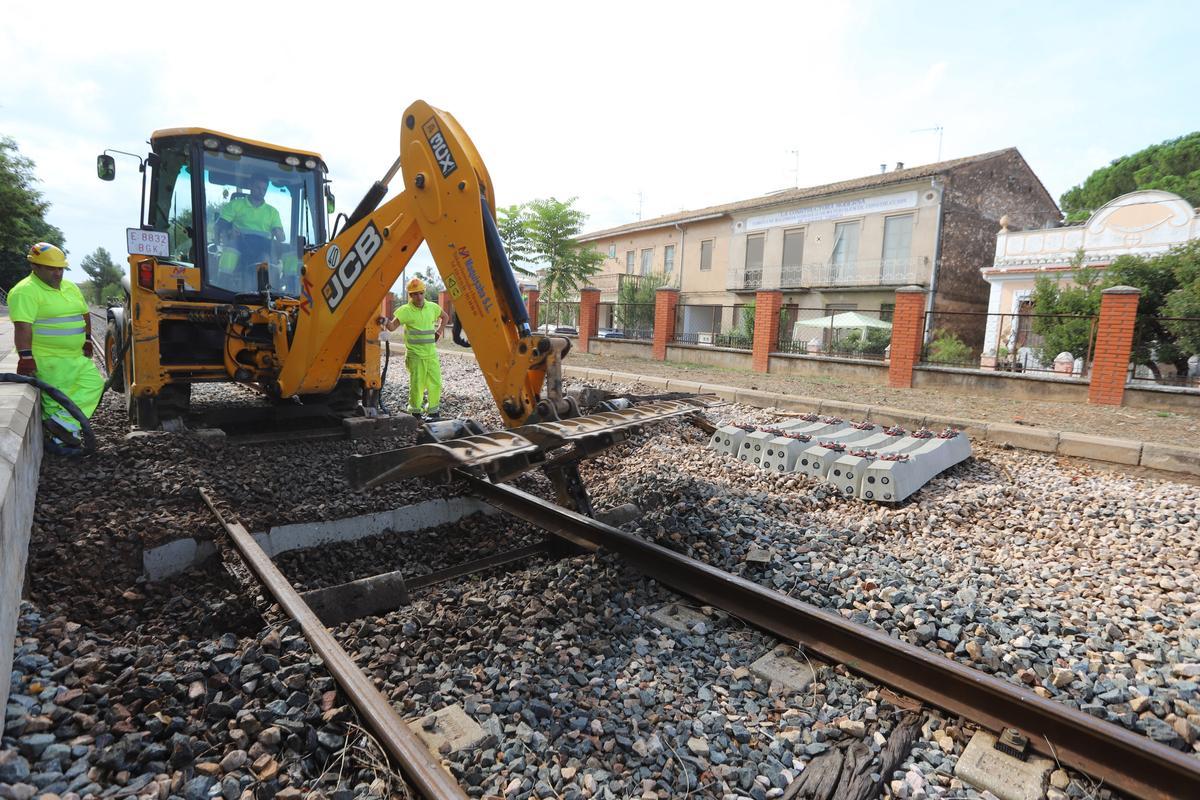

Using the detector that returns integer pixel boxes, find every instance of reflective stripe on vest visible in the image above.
[34,326,86,335]
[32,311,86,351]
[405,327,436,345]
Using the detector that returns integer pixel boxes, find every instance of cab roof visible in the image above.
[150,127,325,163]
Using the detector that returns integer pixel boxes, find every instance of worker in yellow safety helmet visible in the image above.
[8,243,105,455]
[377,277,450,419]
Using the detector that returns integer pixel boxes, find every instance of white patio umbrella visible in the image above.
[792,311,892,341]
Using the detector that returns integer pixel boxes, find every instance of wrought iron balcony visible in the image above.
[725,268,763,292]
[780,256,925,289]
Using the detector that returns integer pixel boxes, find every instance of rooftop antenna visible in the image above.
[789,149,800,187]
[912,126,944,162]
[636,190,644,221]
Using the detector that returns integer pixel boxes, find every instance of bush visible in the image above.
[837,327,890,356]
[926,329,972,364]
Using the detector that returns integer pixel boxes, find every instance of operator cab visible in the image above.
[100,129,333,300]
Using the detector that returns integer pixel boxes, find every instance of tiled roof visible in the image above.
[578,148,1027,241]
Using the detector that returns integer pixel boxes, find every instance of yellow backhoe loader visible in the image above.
[98,100,706,510]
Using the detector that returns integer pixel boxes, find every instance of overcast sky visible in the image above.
[2,1,1196,283]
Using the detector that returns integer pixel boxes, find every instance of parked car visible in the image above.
[598,328,625,339]
[536,323,578,335]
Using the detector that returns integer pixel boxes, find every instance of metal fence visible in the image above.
[599,302,655,340]
[920,310,1097,377]
[777,306,892,360]
[672,304,754,350]
[1127,316,1200,388]
[537,301,580,333]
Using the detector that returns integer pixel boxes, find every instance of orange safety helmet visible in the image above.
[406,277,427,294]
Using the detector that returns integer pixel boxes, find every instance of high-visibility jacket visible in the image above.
[8,273,104,432]
[8,273,89,356]
[393,301,442,356]
[219,196,282,238]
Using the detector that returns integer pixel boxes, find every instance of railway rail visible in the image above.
[198,470,1200,800]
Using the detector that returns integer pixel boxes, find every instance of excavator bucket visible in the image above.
[346,397,714,491]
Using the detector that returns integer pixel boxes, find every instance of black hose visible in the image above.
[378,339,392,415]
[0,373,97,454]
[452,313,470,348]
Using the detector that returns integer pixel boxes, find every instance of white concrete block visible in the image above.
[749,646,818,693]
[859,431,972,503]
[825,431,931,499]
[408,705,489,755]
[954,730,1053,800]
[737,429,779,467]
[708,424,753,456]
[759,434,815,473]
[796,425,886,478]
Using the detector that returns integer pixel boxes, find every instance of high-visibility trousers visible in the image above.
[404,350,442,414]
[34,352,104,441]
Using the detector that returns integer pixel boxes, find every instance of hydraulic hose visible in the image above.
[0,373,97,454]
[378,339,392,415]
[452,312,470,348]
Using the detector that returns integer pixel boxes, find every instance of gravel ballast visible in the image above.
[4,354,1197,799]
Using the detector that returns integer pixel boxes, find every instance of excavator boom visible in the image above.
[279,101,553,428]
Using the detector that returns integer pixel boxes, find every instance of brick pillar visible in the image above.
[751,290,783,373]
[1088,286,1140,406]
[438,289,453,318]
[525,288,540,330]
[652,288,680,361]
[578,288,600,354]
[887,286,928,388]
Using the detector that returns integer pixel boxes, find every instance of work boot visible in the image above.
[45,436,83,457]
[423,410,441,422]
[44,418,82,449]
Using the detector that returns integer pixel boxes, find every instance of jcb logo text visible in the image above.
[323,223,382,311]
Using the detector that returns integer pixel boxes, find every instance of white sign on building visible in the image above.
[745,190,918,232]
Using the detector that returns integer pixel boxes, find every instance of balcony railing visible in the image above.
[725,268,762,291]
[783,256,925,289]
[727,257,925,292]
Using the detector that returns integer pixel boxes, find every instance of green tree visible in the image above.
[524,197,603,323]
[496,204,536,277]
[1032,243,1200,379]
[1060,132,1200,222]
[614,272,670,337]
[1030,250,1103,364]
[1161,240,1200,359]
[79,247,124,304]
[0,136,65,291]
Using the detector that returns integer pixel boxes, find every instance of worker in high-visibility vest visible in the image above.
[214,175,285,292]
[9,243,105,455]
[378,277,449,419]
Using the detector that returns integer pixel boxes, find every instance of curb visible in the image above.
[436,348,1200,478]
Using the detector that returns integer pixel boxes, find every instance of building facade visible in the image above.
[576,148,1060,348]
[981,189,1200,365]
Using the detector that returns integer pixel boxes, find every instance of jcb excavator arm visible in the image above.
[274,100,558,427]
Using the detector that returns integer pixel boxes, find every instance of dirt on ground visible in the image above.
[551,350,1200,449]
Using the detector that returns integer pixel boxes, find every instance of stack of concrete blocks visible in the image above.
[708,416,972,503]
[758,418,850,473]
[858,430,972,502]
[825,429,937,499]
[796,422,895,478]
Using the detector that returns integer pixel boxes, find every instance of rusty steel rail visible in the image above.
[199,490,468,800]
[465,476,1200,800]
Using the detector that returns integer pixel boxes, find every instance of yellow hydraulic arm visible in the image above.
[274,100,561,427]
